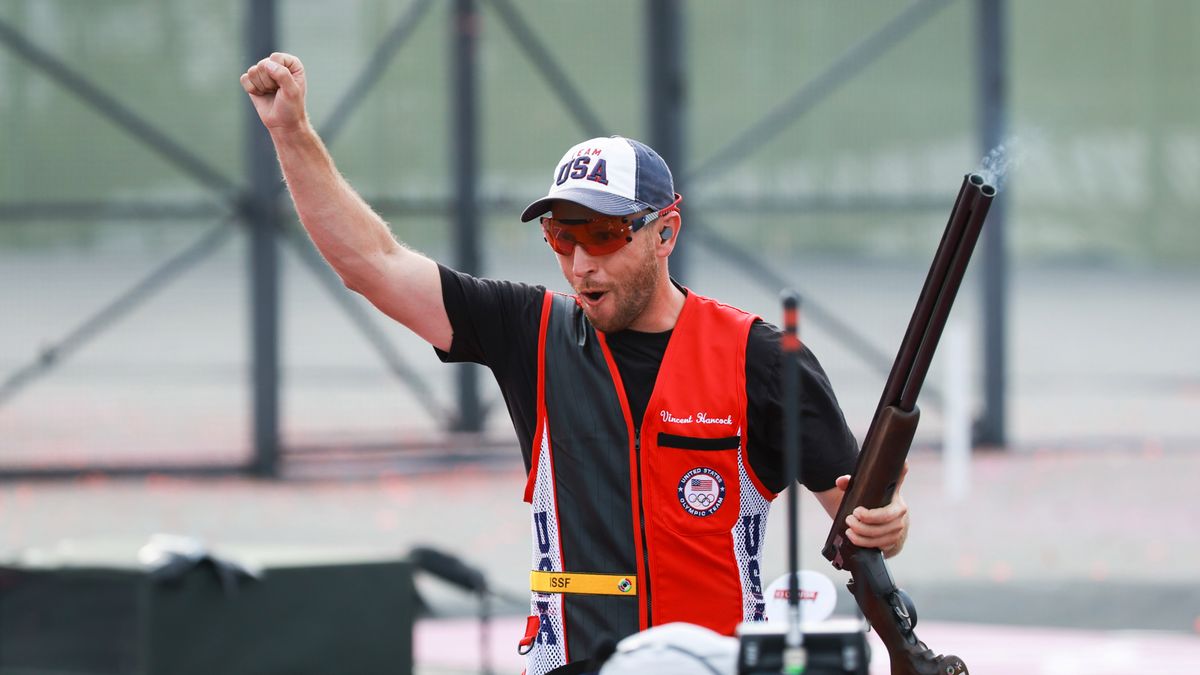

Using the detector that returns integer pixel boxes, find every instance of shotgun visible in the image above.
[821,174,996,675]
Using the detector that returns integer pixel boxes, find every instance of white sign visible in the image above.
[763,570,837,624]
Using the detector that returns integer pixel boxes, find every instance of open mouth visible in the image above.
[581,290,607,304]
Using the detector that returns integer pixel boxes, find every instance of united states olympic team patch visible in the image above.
[678,467,726,517]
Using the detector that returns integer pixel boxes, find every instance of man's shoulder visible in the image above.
[746,319,782,374]
[688,290,759,321]
[677,290,781,362]
[747,317,782,340]
[436,263,550,365]
[439,264,547,308]
[683,292,766,344]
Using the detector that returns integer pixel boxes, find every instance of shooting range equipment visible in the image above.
[408,546,503,675]
[0,538,417,675]
[736,293,870,675]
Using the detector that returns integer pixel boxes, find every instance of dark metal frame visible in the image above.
[0,0,1008,479]
[975,0,1009,446]
[450,0,484,432]
[0,0,445,478]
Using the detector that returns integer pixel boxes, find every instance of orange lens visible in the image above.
[540,216,633,256]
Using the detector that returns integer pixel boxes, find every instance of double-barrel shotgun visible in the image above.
[821,173,996,675]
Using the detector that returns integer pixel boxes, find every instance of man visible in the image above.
[241,53,909,675]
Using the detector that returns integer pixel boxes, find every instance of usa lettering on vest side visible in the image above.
[532,510,559,645]
[748,560,765,621]
[535,511,551,554]
[742,514,761,556]
[534,600,558,645]
[743,514,766,620]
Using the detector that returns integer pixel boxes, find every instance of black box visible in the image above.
[737,620,870,674]
[0,550,416,675]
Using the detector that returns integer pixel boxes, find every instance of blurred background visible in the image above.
[1,1,1197,673]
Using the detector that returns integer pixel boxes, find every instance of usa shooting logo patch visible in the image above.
[678,467,726,517]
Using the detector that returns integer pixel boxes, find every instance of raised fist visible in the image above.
[240,52,308,133]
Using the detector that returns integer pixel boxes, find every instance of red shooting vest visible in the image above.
[521,289,777,675]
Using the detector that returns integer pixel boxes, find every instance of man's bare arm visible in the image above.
[239,53,451,351]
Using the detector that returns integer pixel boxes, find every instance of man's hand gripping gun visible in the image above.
[821,174,996,675]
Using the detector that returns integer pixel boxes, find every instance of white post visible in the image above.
[943,320,972,501]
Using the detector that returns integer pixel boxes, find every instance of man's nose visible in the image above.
[571,246,599,278]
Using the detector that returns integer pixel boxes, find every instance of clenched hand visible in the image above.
[239,52,308,134]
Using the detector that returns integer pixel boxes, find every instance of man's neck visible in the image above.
[627,275,687,333]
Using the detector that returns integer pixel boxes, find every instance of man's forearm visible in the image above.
[269,123,402,292]
[240,52,450,348]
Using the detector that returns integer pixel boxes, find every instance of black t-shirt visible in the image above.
[434,265,858,493]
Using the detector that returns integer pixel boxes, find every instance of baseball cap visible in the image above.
[520,136,676,222]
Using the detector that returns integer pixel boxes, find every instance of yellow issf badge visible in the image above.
[530,570,638,596]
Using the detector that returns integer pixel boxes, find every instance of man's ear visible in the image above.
[655,211,681,257]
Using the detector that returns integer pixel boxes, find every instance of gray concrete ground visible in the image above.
[2,238,1199,659]
[1,444,1196,633]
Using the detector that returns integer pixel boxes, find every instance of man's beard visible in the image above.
[581,249,660,333]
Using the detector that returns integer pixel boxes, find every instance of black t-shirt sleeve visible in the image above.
[435,264,545,367]
[746,320,859,493]
[435,264,545,469]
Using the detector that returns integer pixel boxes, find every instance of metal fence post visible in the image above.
[246,0,282,475]
[646,0,688,282]
[976,0,1008,448]
[451,0,484,432]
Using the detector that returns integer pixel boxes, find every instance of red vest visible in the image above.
[521,289,776,675]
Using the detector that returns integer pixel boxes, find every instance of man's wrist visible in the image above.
[268,119,316,145]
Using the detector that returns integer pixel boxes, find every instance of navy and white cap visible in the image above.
[520,136,676,222]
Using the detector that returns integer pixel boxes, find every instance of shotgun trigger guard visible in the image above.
[889,588,918,633]
[826,534,847,569]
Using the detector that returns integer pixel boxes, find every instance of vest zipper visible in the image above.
[634,429,652,626]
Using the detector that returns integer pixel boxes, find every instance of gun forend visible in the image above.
[822,404,919,567]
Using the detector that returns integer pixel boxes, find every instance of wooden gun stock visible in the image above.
[843,547,967,675]
[821,174,995,675]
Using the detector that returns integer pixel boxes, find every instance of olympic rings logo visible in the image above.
[677,467,726,517]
